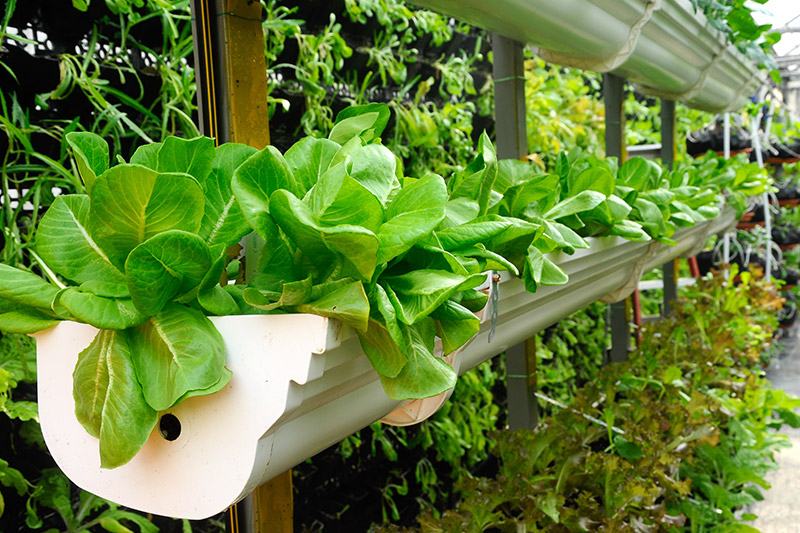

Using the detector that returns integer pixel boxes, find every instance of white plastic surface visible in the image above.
[406,0,764,112]
[457,208,736,374]
[36,314,349,519]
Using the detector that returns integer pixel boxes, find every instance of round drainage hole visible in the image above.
[159,413,181,441]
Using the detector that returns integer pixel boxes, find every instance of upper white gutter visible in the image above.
[407,0,765,112]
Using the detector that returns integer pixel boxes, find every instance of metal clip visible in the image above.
[488,272,500,343]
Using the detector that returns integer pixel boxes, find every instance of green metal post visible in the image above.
[603,73,629,363]
[493,34,538,429]
[660,99,677,315]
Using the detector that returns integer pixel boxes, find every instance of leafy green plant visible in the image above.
[0,101,771,471]
[0,104,517,468]
[0,133,236,468]
[675,150,772,216]
[536,302,606,407]
[377,266,791,532]
[433,42,484,100]
[361,30,415,86]
[523,57,605,167]
[287,14,354,134]
[689,0,781,82]
[0,1,208,528]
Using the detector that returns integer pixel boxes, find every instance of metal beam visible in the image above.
[506,339,539,429]
[493,34,538,429]
[189,0,292,531]
[492,35,527,160]
[604,73,629,363]
[627,143,661,160]
[660,99,677,316]
[660,99,675,168]
[608,301,629,363]
[776,54,800,65]
[662,259,678,315]
[603,73,626,161]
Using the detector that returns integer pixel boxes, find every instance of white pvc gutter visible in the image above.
[458,206,735,372]
[407,0,764,112]
[34,207,735,520]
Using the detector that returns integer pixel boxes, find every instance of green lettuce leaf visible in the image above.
[199,143,258,248]
[130,305,228,411]
[89,165,204,269]
[36,195,126,288]
[73,329,157,468]
[125,231,212,316]
[378,318,457,400]
[65,132,109,192]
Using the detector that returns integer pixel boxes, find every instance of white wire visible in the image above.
[723,112,732,265]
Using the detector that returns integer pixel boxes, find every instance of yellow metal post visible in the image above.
[217,2,291,530]
[216,0,271,148]
[190,1,292,531]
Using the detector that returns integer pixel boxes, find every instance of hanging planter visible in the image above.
[457,207,736,373]
[406,0,764,112]
[33,208,735,520]
[35,314,349,520]
[3,98,765,520]
[35,274,495,519]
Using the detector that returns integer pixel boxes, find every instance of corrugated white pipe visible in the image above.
[407,0,765,112]
[722,112,731,265]
[750,106,771,278]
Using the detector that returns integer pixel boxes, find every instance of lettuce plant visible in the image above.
[0,104,769,468]
[376,267,792,532]
[0,105,525,467]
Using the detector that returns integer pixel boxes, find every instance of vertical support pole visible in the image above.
[722,113,731,265]
[662,259,678,315]
[764,99,775,147]
[632,289,642,346]
[750,103,772,278]
[608,301,629,363]
[723,112,731,159]
[604,74,628,362]
[603,74,626,161]
[660,99,677,316]
[659,99,675,168]
[214,0,271,148]
[228,477,293,533]
[189,1,292,532]
[492,35,527,159]
[506,338,539,429]
[492,34,537,428]
[211,0,273,285]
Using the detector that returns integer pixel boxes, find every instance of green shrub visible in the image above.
[377,267,795,531]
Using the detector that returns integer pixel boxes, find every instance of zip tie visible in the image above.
[532,0,661,72]
[534,392,626,435]
[488,272,500,343]
[215,12,263,22]
[493,75,526,83]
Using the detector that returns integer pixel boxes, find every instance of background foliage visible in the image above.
[0,0,786,531]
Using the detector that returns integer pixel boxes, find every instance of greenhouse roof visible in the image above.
[756,1,800,82]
